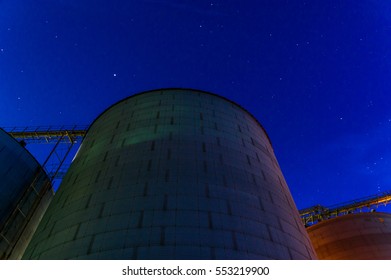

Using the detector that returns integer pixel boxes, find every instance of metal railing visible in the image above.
[5,125,88,144]
[299,191,391,227]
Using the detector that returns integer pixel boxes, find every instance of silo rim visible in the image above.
[85,87,273,147]
[306,212,391,231]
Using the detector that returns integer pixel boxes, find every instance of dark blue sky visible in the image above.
[1,0,390,210]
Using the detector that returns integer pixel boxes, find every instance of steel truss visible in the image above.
[300,191,391,227]
[0,125,87,259]
[4,125,87,181]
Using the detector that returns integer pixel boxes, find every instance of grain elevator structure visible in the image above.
[307,212,391,259]
[0,128,54,259]
[23,88,316,260]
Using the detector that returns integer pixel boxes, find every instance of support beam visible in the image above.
[5,125,87,144]
[3,126,88,181]
[300,191,391,226]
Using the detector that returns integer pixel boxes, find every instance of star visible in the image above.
[113,73,117,77]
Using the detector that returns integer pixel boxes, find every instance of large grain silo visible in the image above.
[307,212,391,259]
[0,128,54,259]
[24,88,316,260]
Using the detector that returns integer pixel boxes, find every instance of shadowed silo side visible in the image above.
[24,88,316,260]
[0,128,53,259]
[307,212,391,259]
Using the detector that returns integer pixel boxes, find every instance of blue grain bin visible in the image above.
[0,128,53,259]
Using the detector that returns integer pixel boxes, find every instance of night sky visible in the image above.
[1,0,390,211]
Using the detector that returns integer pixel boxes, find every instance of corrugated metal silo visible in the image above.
[0,128,54,259]
[307,212,391,259]
[24,88,316,259]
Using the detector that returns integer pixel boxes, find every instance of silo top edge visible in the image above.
[86,88,273,147]
[306,212,391,231]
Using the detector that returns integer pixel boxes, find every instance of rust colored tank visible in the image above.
[307,212,391,259]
